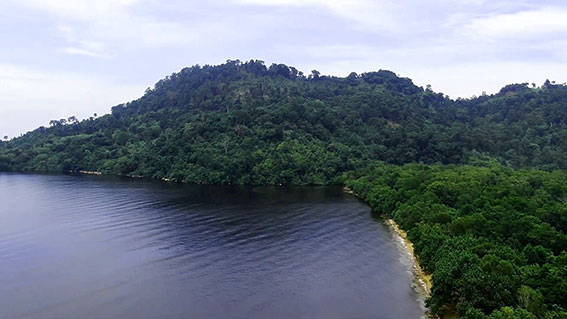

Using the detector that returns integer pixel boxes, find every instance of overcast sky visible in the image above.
[2,0,567,138]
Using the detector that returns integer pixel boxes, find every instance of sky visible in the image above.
[1,0,567,138]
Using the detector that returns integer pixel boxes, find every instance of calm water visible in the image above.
[0,173,425,319]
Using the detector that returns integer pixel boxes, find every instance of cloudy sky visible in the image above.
[2,0,567,138]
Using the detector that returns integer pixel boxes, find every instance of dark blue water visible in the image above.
[0,173,425,318]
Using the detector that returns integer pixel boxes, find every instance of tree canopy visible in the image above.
[2,60,567,183]
[345,164,567,318]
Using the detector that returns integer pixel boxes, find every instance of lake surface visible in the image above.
[0,173,425,319]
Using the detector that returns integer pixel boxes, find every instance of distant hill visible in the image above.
[1,59,567,184]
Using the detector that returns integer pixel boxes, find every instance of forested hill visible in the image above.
[1,59,567,184]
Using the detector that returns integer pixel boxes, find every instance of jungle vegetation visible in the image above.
[346,164,567,318]
[1,60,567,318]
[1,60,567,183]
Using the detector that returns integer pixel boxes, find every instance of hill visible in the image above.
[2,60,567,318]
[1,60,567,184]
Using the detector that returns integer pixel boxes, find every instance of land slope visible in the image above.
[1,60,567,184]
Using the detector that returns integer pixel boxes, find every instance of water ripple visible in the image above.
[0,173,426,319]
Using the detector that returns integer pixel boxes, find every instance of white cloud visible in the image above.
[462,7,567,40]
[63,47,111,58]
[236,0,404,32]
[62,40,111,58]
[10,0,194,58]
[10,0,140,21]
[234,0,517,35]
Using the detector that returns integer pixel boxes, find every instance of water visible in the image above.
[0,173,425,319]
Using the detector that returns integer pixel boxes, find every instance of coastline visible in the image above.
[77,170,102,175]
[344,186,436,318]
[73,170,173,182]
[384,218,433,297]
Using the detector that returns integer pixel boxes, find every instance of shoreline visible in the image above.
[76,170,102,175]
[384,218,433,298]
[72,170,174,182]
[344,186,437,318]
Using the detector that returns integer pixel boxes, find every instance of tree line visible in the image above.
[345,164,567,318]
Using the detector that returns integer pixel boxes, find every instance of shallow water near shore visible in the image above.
[0,173,425,319]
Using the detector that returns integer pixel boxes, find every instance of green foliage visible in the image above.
[3,60,567,183]
[488,307,536,319]
[345,164,567,318]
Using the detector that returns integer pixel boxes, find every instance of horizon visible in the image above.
[2,0,567,138]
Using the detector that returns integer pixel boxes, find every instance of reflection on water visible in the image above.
[0,173,425,319]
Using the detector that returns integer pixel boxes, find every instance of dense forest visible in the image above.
[1,60,567,183]
[1,60,567,318]
[346,164,567,319]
